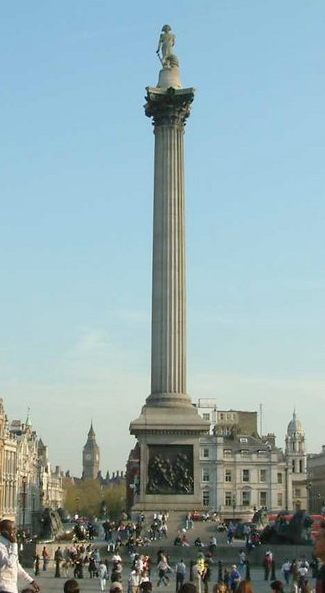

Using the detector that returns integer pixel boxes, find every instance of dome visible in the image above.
[287,411,304,436]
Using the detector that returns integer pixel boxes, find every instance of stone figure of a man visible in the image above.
[156,24,176,67]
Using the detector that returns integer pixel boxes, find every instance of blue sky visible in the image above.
[1,1,324,475]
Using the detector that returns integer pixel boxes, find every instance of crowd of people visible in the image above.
[2,513,325,593]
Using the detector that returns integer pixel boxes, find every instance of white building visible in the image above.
[196,401,307,518]
[10,413,64,531]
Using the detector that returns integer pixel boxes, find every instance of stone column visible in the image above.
[145,87,194,407]
[129,48,209,512]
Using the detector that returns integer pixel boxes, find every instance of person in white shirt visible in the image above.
[98,562,108,592]
[0,520,39,593]
[281,559,291,585]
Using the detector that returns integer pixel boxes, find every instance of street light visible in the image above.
[75,496,80,519]
[232,495,236,518]
[21,476,27,531]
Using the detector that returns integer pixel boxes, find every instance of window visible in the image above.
[258,450,267,457]
[299,459,303,473]
[203,413,210,421]
[224,449,232,457]
[242,491,250,506]
[203,491,210,507]
[240,437,248,443]
[260,469,266,482]
[277,473,283,484]
[260,491,267,506]
[242,469,250,482]
[225,491,232,506]
[277,492,283,507]
[295,488,301,497]
[241,450,250,457]
[202,469,210,482]
[292,459,295,472]
[203,448,209,459]
[220,413,224,420]
[225,469,232,482]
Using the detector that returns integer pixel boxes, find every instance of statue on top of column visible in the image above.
[156,25,179,69]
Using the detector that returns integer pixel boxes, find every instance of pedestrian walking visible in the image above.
[157,555,171,587]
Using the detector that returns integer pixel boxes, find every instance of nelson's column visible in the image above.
[130,26,208,511]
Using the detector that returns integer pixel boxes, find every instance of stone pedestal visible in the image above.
[129,83,208,512]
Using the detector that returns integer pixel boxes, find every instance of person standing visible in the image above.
[54,546,63,578]
[202,561,211,593]
[238,550,246,577]
[98,561,109,592]
[229,565,241,592]
[128,568,141,593]
[175,560,186,592]
[263,551,273,581]
[281,559,291,586]
[33,555,40,577]
[41,546,49,571]
[0,520,40,593]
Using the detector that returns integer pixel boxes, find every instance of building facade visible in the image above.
[0,399,63,530]
[0,400,18,521]
[196,400,307,518]
[307,447,325,514]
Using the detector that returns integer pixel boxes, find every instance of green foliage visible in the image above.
[63,478,126,519]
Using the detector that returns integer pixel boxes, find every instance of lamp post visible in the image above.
[21,476,27,532]
[307,481,312,513]
[75,496,80,519]
[232,495,236,519]
[31,492,35,536]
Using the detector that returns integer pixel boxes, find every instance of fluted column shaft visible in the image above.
[144,87,194,406]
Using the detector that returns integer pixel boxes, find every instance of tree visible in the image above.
[63,478,126,519]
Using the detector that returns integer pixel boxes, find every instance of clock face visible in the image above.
[85,454,91,461]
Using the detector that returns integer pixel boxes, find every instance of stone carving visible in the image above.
[146,445,194,495]
[260,510,313,545]
[252,507,268,530]
[39,507,65,540]
[156,25,179,68]
[145,87,194,128]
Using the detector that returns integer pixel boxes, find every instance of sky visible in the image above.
[1,1,325,476]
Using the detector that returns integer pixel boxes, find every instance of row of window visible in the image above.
[202,491,284,508]
[202,469,283,483]
[202,448,271,458]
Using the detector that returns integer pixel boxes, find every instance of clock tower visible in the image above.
[82,421,100,479]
